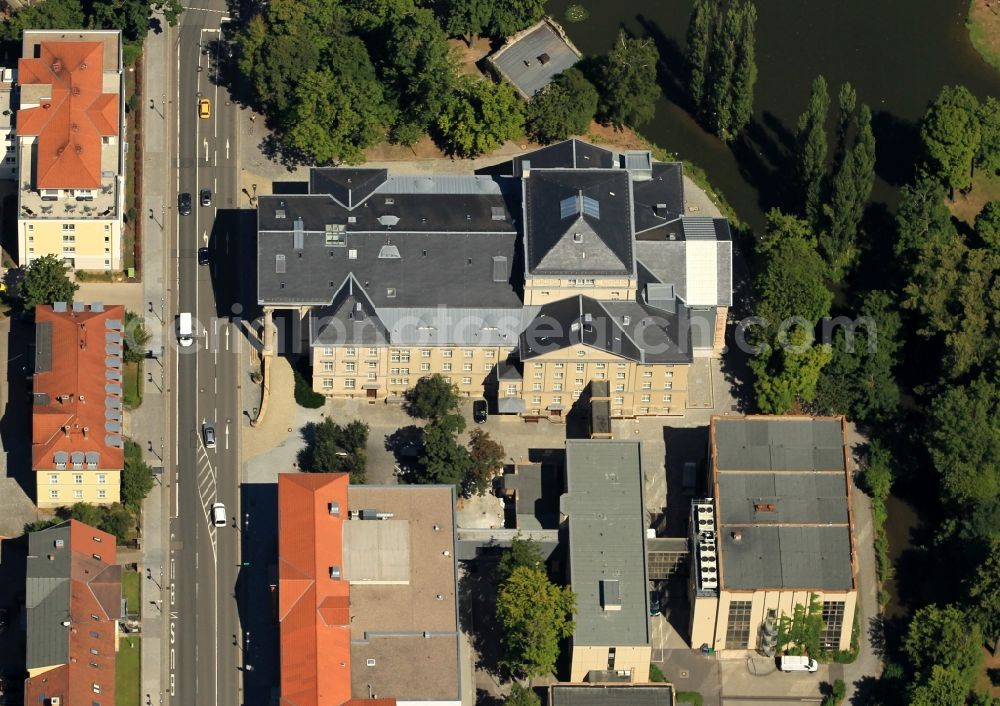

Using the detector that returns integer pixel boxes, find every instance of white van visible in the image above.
[178,312,193,347]
[211,502,227,527]
[779,655,818,672]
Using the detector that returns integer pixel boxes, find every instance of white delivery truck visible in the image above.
[779,655,819,672]
[178,312,194,347]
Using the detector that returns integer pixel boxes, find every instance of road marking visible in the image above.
[225,422,229,450]
[203,138,209,162]
[225,138,229,159]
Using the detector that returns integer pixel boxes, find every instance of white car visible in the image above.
[211,502,227,527]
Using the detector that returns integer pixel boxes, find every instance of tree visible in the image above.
[754,211,832,328]
[526,68,598,144]
[441,0,491,41]
[20,254,79,311]
[302,418,369,483]
[969,538,1000,657]
[466,428,504,497]
[908,665,973,706]
[814,290,900,424]
[89,0,151,45]
[122,440,154,513]
[496,566,576,678]
[702,2,739,136]
[597,31,661,129]
[407,374,460,419]
[979,96,1000,176]
[821,679,846,706]
[62,503,133,543]
[416,414,469,488]
[835,82,857,158]
[927,376,1000,506]
[776,593,824,656]
[485,0,546,39]
[0,0,85,43]
[436,76,524,158]
[795,76,830,228]
[123,311,150,364]
[684,0,717,110]
[495,535,544,586]
[903,603,983,687]
[921,85,981,197]
[750,327,832,414]
[728,0,758,136]
[154,0,183,26]
[894,177,956,265]
[505,683,540,706]
[975,200,1000,250]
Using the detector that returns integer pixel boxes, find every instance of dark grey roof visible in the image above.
[635,218,733,308]
[309,276,389,346]
[562,440,649,647]
[713,417,855,591]
[509,139,617,175]
[35,320,52,373]
[518,295,692,364]
[633,163,685,234]
[26,524,72,669]
[524,170,634,275]
[551,684,674,706]
[309,168,387,208]
[490,21,581,99]
[502,463,561,530]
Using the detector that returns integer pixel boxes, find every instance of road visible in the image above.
[167,2,246,704]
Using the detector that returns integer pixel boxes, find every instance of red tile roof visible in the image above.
[17,41,119,189]
[32,304,126,473]
[279,473,355,706]
[25,520,120,706]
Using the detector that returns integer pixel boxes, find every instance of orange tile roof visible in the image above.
[279,473,353,706]
[32,304,126,472]
[25,520,120,706]
[17,41,119,189]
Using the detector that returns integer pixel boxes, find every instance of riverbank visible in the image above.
[968,0,1000,73]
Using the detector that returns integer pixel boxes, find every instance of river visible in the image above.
[548,0,1000,230]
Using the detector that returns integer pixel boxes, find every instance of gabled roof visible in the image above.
[32,303,126,472]
[309,168,387,209]
[17,41,119,189]
[309,275,390,346]
[508,138,617,175]
[25,520,120,706]
[279,473,352,706]
[524,169,634,275]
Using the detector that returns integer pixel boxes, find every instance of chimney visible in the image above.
[82,426,89,439]
[731,529,743,542]
[63,425,70,438]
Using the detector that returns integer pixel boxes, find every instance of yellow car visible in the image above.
[198,98,211,119]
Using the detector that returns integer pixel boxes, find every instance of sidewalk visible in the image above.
[135,13,172,706]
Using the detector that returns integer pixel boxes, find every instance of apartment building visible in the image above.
[689,416,858,655]
[278,473,464,705]
[24,519,122,705]
[257,139,732,418]
[14,30,125,271]
[32,302,125,508]
[0,67,15,180]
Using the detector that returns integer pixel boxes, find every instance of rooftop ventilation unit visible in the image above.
[328,501,340,516]
[293,218,304,249]
[329,565,341,580]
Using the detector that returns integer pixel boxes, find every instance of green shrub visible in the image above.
[648,663,666,682]
[293,364,325,409]
[676,692,704,706]
[821,679,846,706]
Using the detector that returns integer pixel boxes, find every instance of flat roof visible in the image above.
[343,520,411,583]
[551,683,675,706]
[562,440,650,647]
[491,20,582,99]
[711,416,856,591]
[347,485,461,702]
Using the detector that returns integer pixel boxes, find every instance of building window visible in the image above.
[663,395,672,403]
[368,347,378,358]
[534,372,543,380]
[665,370,674,378]
[463,363,472,372]
[534,363,543,369]
[577,350,585,357]
[618,363,627,369]
[62,234,76,243]
[50,474,59,484]
[553,383,563,392]
[572,390,581,400]
[575,378,584,386]
[323,379,333,389]
[420,363,430,372]
[617,372,626,379]
[50,490,59,499]
[390,350,410,363]
[554,372,563,380]
[531,395,541,404]
[506,384,518,396]
[442,350,453,358]
[552,396,561,404]
[640,407,649,414]
[74,474,83,484]
[421,349,431,358]
[642,382,652,390]
[462,377,472,385]
[345,347,356,357]
[643,371,653,378]
[344,379,356,389]
[595,373,606,380]
[62,223,75,231]
[367,372,377,380]
[323,347,334,356]
[323,361,333,372]
[97,474,106,485]
[463,350,473,358]
[98,490,107,500]
[615,384,625,392]
[532,383,542,392]
[74,490,84,499]
[641,394,651,403]
[576,363,585,372]
[485,350,495,359]
[442,363,452,372]
[367,361,378,369]
[665,382,673,390]
[595,363,606,369]
[483,364,492,372]
[345,362,356,373]
[444,376,452,383]
[725,601,753,649]
[614,396,624,404]
[820,601,846,649]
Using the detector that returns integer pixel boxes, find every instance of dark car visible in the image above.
[178,192,192,215]
[202,422,216,449]
[472,399,488,424]
[198,247,211,266]
[200,188,212,207]
[649,590,662,616]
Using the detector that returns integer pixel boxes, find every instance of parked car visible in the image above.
[211,503,227,527]
[649,590,661,616]
[178,192,192,216]
[200,188,212,207]
[202,422,216,449]
[472,399,488,424]
[198,247,211,266]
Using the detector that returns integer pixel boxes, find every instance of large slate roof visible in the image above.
[524,169,634,275]
[711,417,855,591]
[507,139,617,175]
[562,440,650,647]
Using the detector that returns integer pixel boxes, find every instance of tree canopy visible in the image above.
[416,414,469,488]
[903,604,982,693]
[407,374,460,419]
[496,565,576,678]
[122,440,155,513]
[795,76,830,228]
[921,85,982,195]
[597,31,661,129]
[526,68,598,144]
[301,418,370,483]
[436,76,525,158]
[466,428,504,497]
[20,254,79,311]
[505,683,541,706]
[495,536,544,586]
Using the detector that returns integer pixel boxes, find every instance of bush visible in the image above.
[821,679,846,706]
[676,692,704,706]
[649,663,667,682]
[293,362,325,409]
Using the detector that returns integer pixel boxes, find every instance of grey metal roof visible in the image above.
[551,684,674,706]
[562,440,649,647]
[490,21,581,99]
[377,174,507,196]
[524,169,634,275]
[713,417,855,591]
[502,463,561,530]
[35,321,52,373]
[379,306,539,347]
[26,524,72,669]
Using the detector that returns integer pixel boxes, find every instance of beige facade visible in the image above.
[690,588,857,654]
[569,644,652,683]
[37,469,122,509]
[522,276,636,306]
[20,217,123,271]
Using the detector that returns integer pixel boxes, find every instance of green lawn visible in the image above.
[122,569,140,616]
[123,360,143,409]
[117,636,141,706]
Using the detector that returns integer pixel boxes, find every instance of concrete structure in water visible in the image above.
[688,416,858,655]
